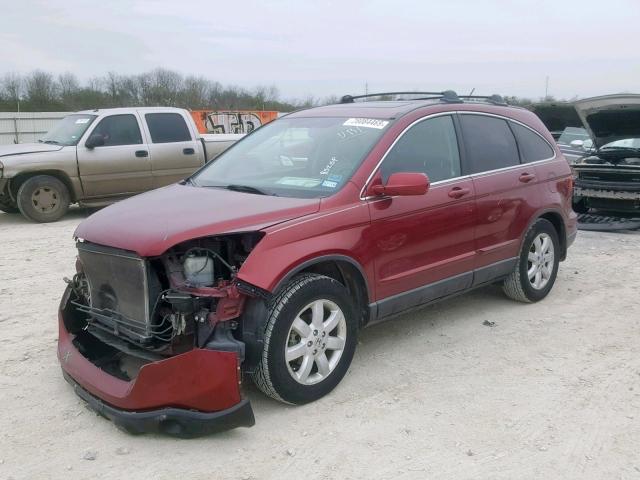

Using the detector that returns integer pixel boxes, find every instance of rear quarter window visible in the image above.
[459,114,519,173]
[510,122,554,162]
[145,113,192,143]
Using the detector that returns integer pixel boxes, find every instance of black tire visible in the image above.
[0,198,19,214]
[503,218,560,303]
[251,273,358,405]
[572,198,589,214]
[17,175,70,223]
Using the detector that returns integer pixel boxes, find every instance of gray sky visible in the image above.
[2,0,639,101]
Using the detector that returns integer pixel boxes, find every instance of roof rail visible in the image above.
[339,91,507,106]
[457,94,508,106]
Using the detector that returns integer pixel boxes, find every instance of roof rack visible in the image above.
[339,91,507,106]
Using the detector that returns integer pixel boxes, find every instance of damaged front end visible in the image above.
[574,155,640,213]
[58,232,266,437]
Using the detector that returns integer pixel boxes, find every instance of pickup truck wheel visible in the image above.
[251,273,358,405]
[17,175,70,223]
[502,218,560,303]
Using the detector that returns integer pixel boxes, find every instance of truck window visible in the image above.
[145,113,192,143]
[92,114,143,146]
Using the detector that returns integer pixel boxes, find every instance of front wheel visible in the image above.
[251,273,358,405]
[502,218,560,303]
[17,175,70,223]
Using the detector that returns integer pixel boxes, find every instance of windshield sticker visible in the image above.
[337,126,364,141]
[321,180,338,188]
[320,156,338,175]
[75,118,90,124]
[343,118,389,129]
[327,174,343,182]
[277,177,321,187]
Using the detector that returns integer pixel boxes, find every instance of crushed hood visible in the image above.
[75,183,321,256]
[574,94,640,149]
[0,142,64,158]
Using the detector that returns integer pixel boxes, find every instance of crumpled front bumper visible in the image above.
[57,287,255,437]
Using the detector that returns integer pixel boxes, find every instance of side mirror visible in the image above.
[85,133,105,149]
[570,140,584,148]
[372,172,430,197]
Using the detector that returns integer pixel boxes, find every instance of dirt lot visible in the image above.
[1,209,639,480]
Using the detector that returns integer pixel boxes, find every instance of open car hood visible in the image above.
[75,183,321,256]
[574,94,640,149]
[528,102,582,136]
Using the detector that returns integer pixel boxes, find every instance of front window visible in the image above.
[40,114,97,146]
[193,117,390,198]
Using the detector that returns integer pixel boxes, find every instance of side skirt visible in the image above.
[367,257,517,326]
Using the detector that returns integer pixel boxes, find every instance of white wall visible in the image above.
[0,112,70,145]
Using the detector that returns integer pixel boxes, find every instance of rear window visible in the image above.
[459,115,519,173]
[145,113,191,143]
[510,122,554,162]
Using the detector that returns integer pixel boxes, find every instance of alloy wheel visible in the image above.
[285,299,347,385]
[527,233,555,290]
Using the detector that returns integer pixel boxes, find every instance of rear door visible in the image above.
[367,114,477,317]
[77,113,152,197]
[458,113,545,283]
[142,112,202,188]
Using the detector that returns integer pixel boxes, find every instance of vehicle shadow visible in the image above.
[244,283,506,412]
[0,207,94,226]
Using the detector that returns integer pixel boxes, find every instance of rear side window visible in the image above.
[459,115,519,173]
[92,114,142,146]
[380,115,461,183]
[145,113,192,143]
[510,122,554,162]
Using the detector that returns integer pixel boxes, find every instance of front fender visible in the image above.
[237,202,375,299]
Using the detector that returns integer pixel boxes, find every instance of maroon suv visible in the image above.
[58,91,577,436]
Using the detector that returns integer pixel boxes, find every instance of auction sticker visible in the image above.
[343,118,389,129]
[75,118,90,124]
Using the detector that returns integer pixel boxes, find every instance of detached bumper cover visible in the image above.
[64,372,254,437]
[57,287,254,436]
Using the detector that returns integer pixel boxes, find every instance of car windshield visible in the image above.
[193,116,390,198]
[40,114,97,146]
[601,138,640,150]
[557,127,590,145]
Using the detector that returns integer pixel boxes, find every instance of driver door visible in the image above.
[77,113,153,197]
[366,114,477,317]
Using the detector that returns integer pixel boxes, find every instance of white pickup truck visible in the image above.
[0,107,243,222]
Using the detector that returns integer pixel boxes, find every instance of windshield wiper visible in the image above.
[225,184,270,195]
[42,140,61,145]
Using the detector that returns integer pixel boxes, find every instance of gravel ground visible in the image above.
[1,209,639,480]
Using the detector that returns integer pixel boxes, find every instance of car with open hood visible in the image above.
[57,91,577,436]
[571,94,640,213]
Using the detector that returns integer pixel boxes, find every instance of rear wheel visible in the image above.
[251,273,358,405]
[503,218,560,303]
[17,175,70,223]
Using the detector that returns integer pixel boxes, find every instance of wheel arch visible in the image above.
[526,209,567,261]
[274,255,372,327]
[9,170,77,203]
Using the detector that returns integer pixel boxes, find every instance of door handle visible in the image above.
[135,150,148,158]
[519,172,536,183]
[448,187,471,199]
[183,148,195,155]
